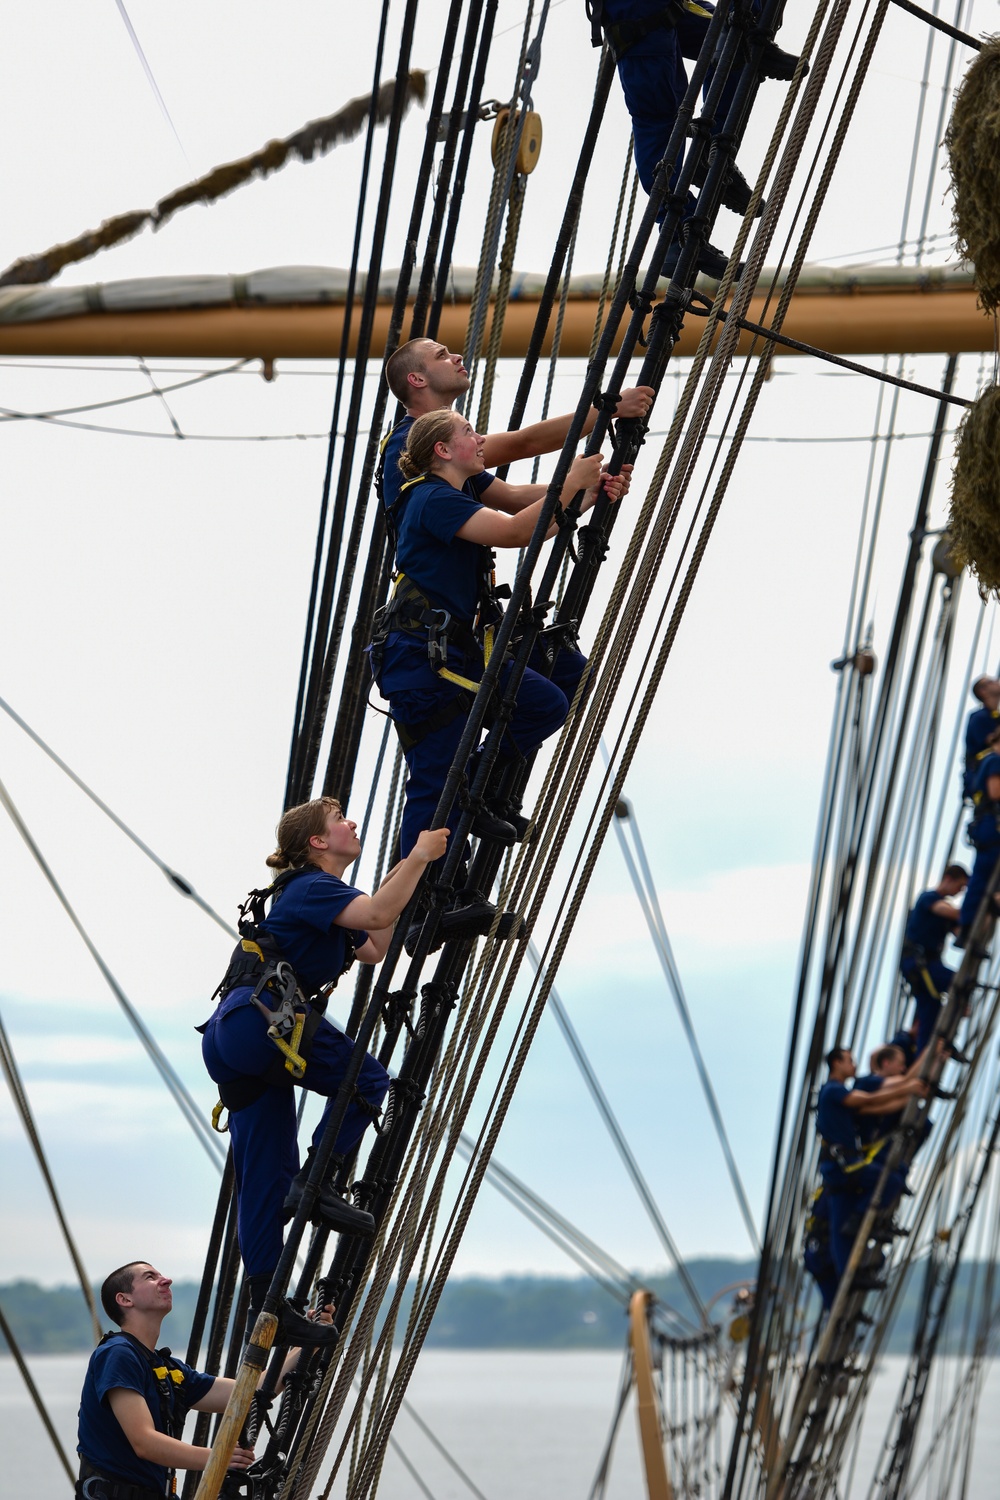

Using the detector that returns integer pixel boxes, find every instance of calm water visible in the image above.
[4,1351,999,1498]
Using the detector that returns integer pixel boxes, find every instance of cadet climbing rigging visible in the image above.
[198,797,447,1348]
[368,408,626,926]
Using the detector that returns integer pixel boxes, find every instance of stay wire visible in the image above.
[610,795,761,1254]
[0,691,237,938]
[0,771,226,1167]
[0,1005,102,1343]
[527,941,708,1325]
[0,1299,76,1487]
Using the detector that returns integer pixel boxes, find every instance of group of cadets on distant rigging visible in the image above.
[803,671,1000,1313]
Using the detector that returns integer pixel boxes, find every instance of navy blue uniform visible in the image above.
[963,704,1000,797]
[374,448,586,856]
[604,0,751,221]
[961,752,1000,933]
[78,1332,213,1495]
[901,889,959,1052]
[816,1079,904,1279]
[802,1187,838,1312]
[201,869,390,1279]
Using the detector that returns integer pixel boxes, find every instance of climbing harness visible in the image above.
[206,869,353,1127]
[587,0,714,61]
[369,467,513,751]
[79,1331,187,1499]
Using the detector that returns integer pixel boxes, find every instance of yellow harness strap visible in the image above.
[268,1009,308,1080]
[843,1136,888,1172]
[391,571,486,694]
[920,966,942,1001]
[211,1100,228,1133]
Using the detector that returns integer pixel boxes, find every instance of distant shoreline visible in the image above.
[1,1257,981,1355]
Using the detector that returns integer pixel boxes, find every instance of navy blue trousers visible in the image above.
[202,997,389,1278]
[616,2,748,217]
[961,829,1000,931]
[803,1191,837,1311]
[900,956,954,1053]
[377,633,586,857]
[820,1160,904,1279]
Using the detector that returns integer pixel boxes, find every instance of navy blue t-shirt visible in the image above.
[395,478,488,622]
[972,751,1000,802]
[851,1072,897,1142]
[381,415,495,519]
[964,705,1000,795]
[258,868,367,996]
[904,889,958,959]
[78,1333,214,1493]
[816,1079,860,1153]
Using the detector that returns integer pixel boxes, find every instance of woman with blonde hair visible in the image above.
[200,796,447,1345]
[370,408,627,935]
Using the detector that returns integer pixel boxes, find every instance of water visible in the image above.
[4,1351,999,1499]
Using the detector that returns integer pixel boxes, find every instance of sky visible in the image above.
[0,0,996,1301]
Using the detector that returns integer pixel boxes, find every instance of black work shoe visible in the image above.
[868,1221,909,1244]
[946,1046,971,1065]
[489,801,533,842]
[283,1174,376,1237]
[933,1086,958,1100]
[662,237,743,283]
[759,41,802,81]
[274,1298,341,1349]
[470,808,518,845]
[691,157,764,217]
[851,1272,887,1293]
[952,928,969,950]
[440,895,523,942]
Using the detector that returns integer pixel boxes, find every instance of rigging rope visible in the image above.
[0,1005,102,1342]
[0,771,226,1168]
[0,1299,76,1486]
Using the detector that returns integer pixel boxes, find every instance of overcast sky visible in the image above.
[0,0,995,1304]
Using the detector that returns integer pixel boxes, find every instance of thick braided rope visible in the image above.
[476,173,527,432]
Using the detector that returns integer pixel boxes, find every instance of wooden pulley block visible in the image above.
[491,107,543,174]
[853,648,876,677]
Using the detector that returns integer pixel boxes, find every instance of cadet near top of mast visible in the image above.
[587,0,801,279]
[958,722,1000,944]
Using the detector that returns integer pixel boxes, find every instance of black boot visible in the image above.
[662,236,743,283]
[406,894,524,955]
[691,157,764,217]
[759,40,802,81]
[283,1162,375,1237]
[470,808,518,845]
[244,1274,340,1350]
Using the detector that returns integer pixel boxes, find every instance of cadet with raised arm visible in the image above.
[962,674,1000,798]
[816,1047,925,1288]
[200,798,447,1345]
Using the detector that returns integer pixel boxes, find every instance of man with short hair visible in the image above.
[816,1048,924,1288]
[77,1261,310,1499]
[900,864,968,1051]
[963,674,1000,798]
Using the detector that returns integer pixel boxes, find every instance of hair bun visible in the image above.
[265,849,289,870]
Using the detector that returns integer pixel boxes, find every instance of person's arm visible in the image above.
[108,1389,254,1472]
[484,463,633,516]
[480,387,655,466]
[987,773,1000,801]
[335,828,449,935]
[928,898,961,923]
[455,454,608,549]
[850,1078,925,1113]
